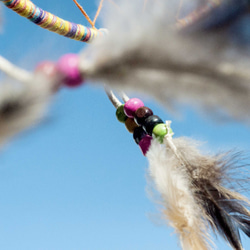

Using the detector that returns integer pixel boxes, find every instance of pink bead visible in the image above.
[124,98,144,118]
[57,54,84,87]
[139,135,152,156]
[35,61,58,78]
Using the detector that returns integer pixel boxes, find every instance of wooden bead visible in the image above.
[143,115,163,135]
[134,106,153,125]
[133,126,147,144]
[124,98,144,118]
[125,118,138,133]
[116,105,127,123]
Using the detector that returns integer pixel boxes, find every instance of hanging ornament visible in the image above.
[106,89,250,250]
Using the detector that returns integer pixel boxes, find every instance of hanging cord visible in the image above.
[93,0,104,28]
[105,89,173,156]
[119,91,129,103]
[176,0,249,30]
[73,0,104,30]
[73,0,96,29]
[104,86,122,109]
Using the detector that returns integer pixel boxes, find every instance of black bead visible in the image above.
[133,126,147,144]
[134,106,153,125]
[143,115,163,135]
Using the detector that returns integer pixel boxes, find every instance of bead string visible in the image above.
[104,87,122,109]
[106,90,173,156]
[0,0,107,42]
[0,51,174,149]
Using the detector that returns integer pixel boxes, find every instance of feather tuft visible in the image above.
[147,136,250,250]
[147,139,211,250]
[0,75,54,146]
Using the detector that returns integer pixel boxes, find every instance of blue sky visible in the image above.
[0,1,250,249]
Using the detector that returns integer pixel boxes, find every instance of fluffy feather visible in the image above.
[0,75,54,145]
[147,136,250,250]
[147,139,211,250]
[80,0,250,122]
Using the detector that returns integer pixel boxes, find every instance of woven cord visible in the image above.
[1,0,107,42]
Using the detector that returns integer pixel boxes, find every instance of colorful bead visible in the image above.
[143,115,164,135]
[133,126,147,144]
[139,135,152,156]
[152,123,171,143]
[134,106,153,125]
[35,61,58,78]
[125,118,138,133]
[124,98,144,118]
[57,54,84,87]
[116,105,127,123]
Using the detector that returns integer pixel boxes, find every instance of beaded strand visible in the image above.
[114,97,173,156]
[1,0,107,42]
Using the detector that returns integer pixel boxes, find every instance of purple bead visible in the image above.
[124,98,144,118]
[139,135,152,156]
[57,54,84,88]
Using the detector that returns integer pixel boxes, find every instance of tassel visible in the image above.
[147,137,211,250]
[106,92,250,250]
[148,132,250,250]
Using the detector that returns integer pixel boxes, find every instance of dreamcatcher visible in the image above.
[0,0,250,249]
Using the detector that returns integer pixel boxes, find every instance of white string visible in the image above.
[119,91,129,102]
[0,55,33,84]
[104,86,122,109]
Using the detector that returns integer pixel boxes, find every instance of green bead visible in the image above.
[116,105,127,123]
[152,123,172,143]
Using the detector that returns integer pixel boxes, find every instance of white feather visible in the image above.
[0,74,54,146]
[147,138,211,250]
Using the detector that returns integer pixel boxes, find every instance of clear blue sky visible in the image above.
[0,1,250,249]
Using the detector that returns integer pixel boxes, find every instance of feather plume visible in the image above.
[147,133,250,250]
[80,0,250,122]
[147,138,211,250]
[0,75,54,145]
